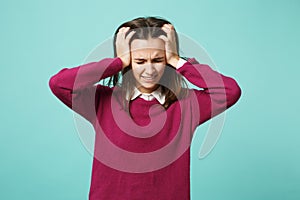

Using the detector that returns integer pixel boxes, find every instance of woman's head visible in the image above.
[113,16,179,56]
[110,16,187,108]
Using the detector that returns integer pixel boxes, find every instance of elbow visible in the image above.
[48,73,61,95]
[48,69,67,95]
[49,74,58,94]
[226,78,242,108]
[48,68,70,94]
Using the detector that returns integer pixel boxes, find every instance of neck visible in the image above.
[136,84,160,94]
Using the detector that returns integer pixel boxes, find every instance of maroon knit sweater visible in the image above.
[49,57,241,200]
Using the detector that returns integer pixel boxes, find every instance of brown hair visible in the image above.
[108,16,188,109]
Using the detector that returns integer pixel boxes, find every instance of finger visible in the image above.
[118,27,127,33]
[162,23,171,27]
[161,26,171,33]
[166,24,174,29]
[118,27,130,38]
[161,26,174,37]
[120,27,130,31]
[158,35,168,42]
[125,30,136,41]
[161,28,174,40]
[162,24,174,30]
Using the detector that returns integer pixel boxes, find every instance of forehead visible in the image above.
[131,38,165,57]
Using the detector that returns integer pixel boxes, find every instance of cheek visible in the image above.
[156,64,166,75]
[131,65,143,77]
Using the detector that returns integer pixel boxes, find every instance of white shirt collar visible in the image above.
[126,86,166,105]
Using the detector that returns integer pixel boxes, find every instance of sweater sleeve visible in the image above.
[177,57,242,125]
[48,57,123,123]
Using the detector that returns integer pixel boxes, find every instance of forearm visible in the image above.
[49,57,122,93]
[177,57,241,109]
[48,57,123,122]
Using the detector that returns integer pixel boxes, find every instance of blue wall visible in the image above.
[1,0,299,199]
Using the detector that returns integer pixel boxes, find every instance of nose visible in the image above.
[144,63,156,75]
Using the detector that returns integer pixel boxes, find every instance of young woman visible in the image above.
[49,16,241,200]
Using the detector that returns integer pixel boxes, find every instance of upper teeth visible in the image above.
[143,76,154,79]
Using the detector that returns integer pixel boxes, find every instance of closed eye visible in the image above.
[134,57,164,64]
[153,59,164,63]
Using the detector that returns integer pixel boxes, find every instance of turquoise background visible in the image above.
[1,0,299,199]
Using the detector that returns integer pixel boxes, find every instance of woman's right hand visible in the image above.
[115,27,136,68]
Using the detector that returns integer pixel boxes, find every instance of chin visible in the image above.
[138,83,159,93]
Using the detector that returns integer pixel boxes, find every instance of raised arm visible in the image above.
[177,58,241,125]
[159,23,241,125]
[48,58,123,122]
[49,26,135,122]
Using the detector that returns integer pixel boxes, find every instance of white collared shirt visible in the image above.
[130,86,166,104]
[126,58,187,105]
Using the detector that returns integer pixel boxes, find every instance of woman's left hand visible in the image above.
[159,24,180,68]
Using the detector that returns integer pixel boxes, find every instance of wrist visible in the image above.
[168,55,180,68]
[118,56,130,68]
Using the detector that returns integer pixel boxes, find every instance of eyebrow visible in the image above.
[133,57,165,61]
